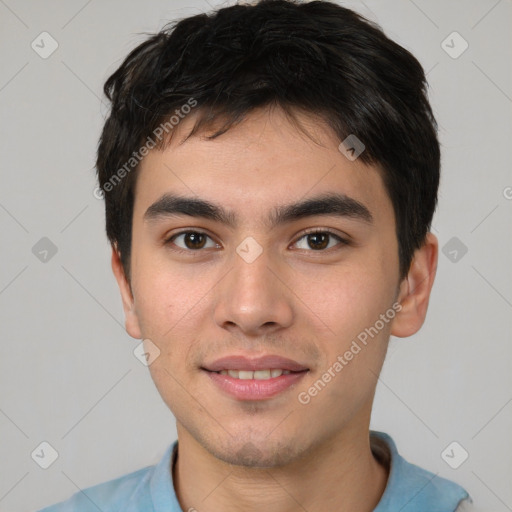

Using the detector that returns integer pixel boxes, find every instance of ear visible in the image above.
[111,246,142,339]
[391,232,438,338]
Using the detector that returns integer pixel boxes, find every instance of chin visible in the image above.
[205,437,305,468]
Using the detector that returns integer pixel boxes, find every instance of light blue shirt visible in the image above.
[37,431,470,511]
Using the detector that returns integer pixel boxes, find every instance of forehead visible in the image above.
[133,107,394,230]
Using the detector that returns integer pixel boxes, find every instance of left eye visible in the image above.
[293,231,346,251]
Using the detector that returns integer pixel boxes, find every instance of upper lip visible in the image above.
[203,355,309,372]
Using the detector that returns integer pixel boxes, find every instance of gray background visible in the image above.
[1,0,511,511]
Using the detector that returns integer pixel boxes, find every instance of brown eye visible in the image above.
[184,232,206,249]
[293,230,347,251]
[306,232,329,250]
[167,231,219,251]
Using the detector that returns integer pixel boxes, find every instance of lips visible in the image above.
[205,369,308,400]
[203,355,309,373]
[219,369,291,380]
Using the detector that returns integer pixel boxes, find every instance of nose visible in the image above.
[213,241,294,338]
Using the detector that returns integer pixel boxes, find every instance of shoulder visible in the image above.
[371,431,470,512]
[398,458,469,508]
[36,442,180,512]
[36,464,155,512]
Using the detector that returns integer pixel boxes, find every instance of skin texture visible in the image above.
[112,106,438,512]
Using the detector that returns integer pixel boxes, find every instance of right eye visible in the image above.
[165,230,221,252]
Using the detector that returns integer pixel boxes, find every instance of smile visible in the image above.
[204,367,308,400]
[216,369,292,379]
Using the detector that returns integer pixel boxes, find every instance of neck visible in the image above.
[172,422,389,512]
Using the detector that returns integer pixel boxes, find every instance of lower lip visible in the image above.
[205,370,308,400]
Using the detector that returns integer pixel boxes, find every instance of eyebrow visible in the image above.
[143,192,373,228]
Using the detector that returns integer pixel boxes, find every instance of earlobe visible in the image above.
[111,246,142,339]
[391,232,438,338]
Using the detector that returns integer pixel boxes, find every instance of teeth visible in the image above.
[218,369,292,380]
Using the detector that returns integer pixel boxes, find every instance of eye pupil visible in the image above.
[185,232,206,249]
[308,233,329,250]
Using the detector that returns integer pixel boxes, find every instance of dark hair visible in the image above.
[96,0,439,282]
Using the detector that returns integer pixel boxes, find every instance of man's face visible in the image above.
[120,107,402,467]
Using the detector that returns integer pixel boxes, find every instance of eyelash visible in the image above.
[164,228,349,254]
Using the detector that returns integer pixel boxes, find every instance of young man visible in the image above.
[39,0,472,510]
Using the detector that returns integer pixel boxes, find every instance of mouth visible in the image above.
[203,354,309,373]
[213,368,295,379]
[201,354,309,400]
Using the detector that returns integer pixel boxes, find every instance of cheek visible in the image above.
[131,253,209,338]
[130,260,222,385]
[298,262,393,341]
[132,266,204,398]
[298,269,396,404]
